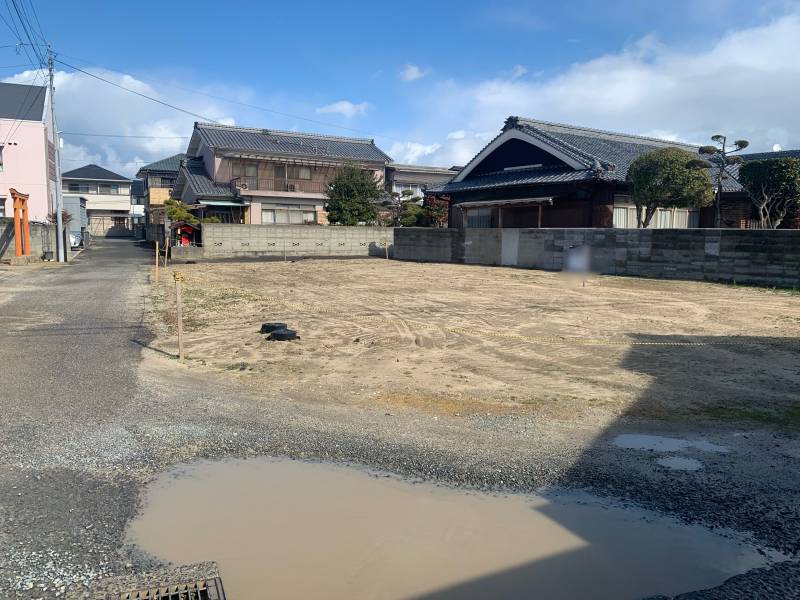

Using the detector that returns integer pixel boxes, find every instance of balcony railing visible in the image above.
[231,177,326,194]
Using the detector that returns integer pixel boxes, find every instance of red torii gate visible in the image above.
[10,188,31,257]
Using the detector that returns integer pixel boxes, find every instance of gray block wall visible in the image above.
[393,227,800,287]
[0,219,71,262]
[199,224,393,259]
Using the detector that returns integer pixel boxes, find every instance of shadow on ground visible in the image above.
[415,334,800,599]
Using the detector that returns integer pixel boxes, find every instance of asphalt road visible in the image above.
[0,239,798,599]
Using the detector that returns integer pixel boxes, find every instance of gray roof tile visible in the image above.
[193,122,392,163]
[136,153,186,176]
[180,157,235,199]
[435,116,737,195]
[428,167,594,193]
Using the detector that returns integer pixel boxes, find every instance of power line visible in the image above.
[54,58,223,124]
[61,132,190,139]
[53,51,410,146]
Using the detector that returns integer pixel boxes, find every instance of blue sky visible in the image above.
[3,0,800,175]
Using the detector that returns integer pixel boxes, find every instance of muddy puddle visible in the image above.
[127,458,776,600]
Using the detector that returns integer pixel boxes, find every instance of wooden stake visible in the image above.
[155,241,159,283]
[174,271,185,361]
[163,237,169,268]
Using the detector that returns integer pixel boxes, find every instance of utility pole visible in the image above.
[47,47,65,262]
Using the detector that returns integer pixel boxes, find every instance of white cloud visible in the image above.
[3,67,235,177]
[388,141,441,164]
[316,100,369,118]
[400,64,429,82]
[416,13,800,166]
[510,65,527,80]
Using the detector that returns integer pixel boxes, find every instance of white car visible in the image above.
[69,233,82,248]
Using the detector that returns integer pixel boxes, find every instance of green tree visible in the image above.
[627,147,714,228]
[739,158,800,229]
[165,198,199,224]
[699,135,749,227]
[325,165,380,225]
[400,201,424,226]
[165,199,221,224]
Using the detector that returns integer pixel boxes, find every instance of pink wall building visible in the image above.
[0,82,57,223]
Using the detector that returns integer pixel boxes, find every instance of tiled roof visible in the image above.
[741,149,800,161]
[0,82,46,121]
[192,122,392,163]
[180,157,235,199]
[435,116,735,195]
[136,153,186,176]
[61,164,130,181]
[428,167,594,193]
[510,117,699,181]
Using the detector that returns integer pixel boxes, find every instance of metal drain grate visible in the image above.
[101,577,227,600]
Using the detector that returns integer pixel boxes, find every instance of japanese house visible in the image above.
[428,116,751,229]
[172,122,392,224]
[135,153,185,225]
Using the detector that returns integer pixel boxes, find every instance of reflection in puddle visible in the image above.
[128,458,773,600]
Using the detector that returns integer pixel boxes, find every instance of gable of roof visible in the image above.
[189,122,392,164]
[61,164,130,181]
[136,153,186,177]
[0,82,47,122]
[175,157,235,200]
[438,116,746,196]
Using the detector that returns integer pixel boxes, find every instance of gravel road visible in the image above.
[0,239,798,599]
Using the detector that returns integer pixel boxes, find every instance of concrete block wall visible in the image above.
[200,224,393,259]
[394,227,800,287]
[0,219,70,262]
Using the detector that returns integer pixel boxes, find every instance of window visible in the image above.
[274,164,286,179]
[613,207,628,228]
[656,208,672,229]
[0,145,4,172]
[159,177,175,188]
[0,196,5,217]
[65,182,92,193]
[466,207,492,228]
[261,205,317,225]
[232,161,257,178]
[286,165,312,180]
[99,184,120,194]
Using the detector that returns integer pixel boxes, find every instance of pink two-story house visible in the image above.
[0,82,58,222]
[173,122,392,224]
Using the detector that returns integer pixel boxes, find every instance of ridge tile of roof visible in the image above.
[193,122,392,163]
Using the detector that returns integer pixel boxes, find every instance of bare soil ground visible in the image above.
[147,258,800,427]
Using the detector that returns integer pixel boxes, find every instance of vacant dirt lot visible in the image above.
[148,258,800,425]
